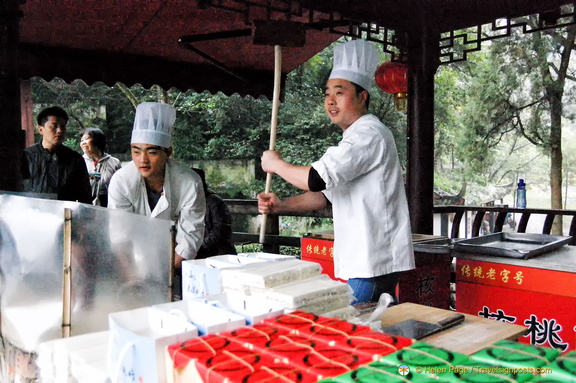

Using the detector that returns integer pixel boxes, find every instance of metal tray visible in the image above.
[453,232,572,259]
[413,238,465,254]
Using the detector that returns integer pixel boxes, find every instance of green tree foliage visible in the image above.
[28,21,576,232]
[434,64,467,193]
[31,78,114,148]
[434,20,576,216]
[29,38,409,205]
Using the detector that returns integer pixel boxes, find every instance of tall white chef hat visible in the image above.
[328,39,380,93]
[131,102,176,148]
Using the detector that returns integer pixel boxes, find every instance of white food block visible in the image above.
[295,294,353,314]
[264,274,352,309]
[220,258,322,290]
[318,305,358,321]
[236,252,295,261]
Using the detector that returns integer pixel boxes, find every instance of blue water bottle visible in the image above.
[516,179,527,209]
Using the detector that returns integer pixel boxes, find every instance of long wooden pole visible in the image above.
[259,45,282,244]
[62,208,72,338]
[169,225,176,301]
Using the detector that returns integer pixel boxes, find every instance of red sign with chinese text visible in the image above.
[301,237,345,282]
[456,258,576,297]
[456,258,576,353]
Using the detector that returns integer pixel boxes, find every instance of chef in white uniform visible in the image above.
[258,39,415,304]
[108,102,206,267]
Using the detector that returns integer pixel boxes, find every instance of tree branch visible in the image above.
[114,82,139,109]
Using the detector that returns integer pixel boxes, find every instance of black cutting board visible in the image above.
[381,314,465,340]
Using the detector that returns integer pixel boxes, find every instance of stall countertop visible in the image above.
[304,233,446,243]
[454,243,576,273]
[412,234,447,242]
[375,303,528,355]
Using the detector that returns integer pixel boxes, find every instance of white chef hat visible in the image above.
[130,102,176,148]
[328,39,380,93]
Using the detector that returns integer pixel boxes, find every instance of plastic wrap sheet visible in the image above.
[0,194,172,353]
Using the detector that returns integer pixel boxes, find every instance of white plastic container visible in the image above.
[108,307,198,383]
[197,292,284,325]
[152,299,246,335]
[181,258,244,299]
[208,254,269,265]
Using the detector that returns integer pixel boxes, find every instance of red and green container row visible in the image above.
[165,310,576,382]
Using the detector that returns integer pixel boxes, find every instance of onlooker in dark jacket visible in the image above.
[193,168,237,259]
[21,106,92,203]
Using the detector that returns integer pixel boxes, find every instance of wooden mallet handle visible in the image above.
[259,45,282,244]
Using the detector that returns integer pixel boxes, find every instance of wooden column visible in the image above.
[406,27,440,234]
[0,0,24,192]
[21,79,35,147]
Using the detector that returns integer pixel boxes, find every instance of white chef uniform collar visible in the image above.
[130,102,176,148]
[328,39,380,93]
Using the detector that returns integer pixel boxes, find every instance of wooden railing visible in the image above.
[226,199,576,251]
[434,205,576,244]
[227,199,331,253]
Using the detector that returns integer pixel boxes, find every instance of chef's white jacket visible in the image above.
[108,159,206,260]
[312,114,415,280]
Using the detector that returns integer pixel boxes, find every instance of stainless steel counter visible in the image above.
[454,244,576,273]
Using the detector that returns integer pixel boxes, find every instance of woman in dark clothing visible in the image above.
[193,168,237,259]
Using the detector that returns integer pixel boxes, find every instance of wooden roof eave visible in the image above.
[18,43,285,99]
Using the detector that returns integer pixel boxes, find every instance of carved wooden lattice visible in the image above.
[203,0,576,64]
[439,4,576,64]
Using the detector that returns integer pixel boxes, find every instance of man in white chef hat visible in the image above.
[108,102,206,268]
[258,39,415,304]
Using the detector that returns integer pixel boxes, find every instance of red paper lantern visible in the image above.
[375,61,408,94]
[374,61,408,112]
